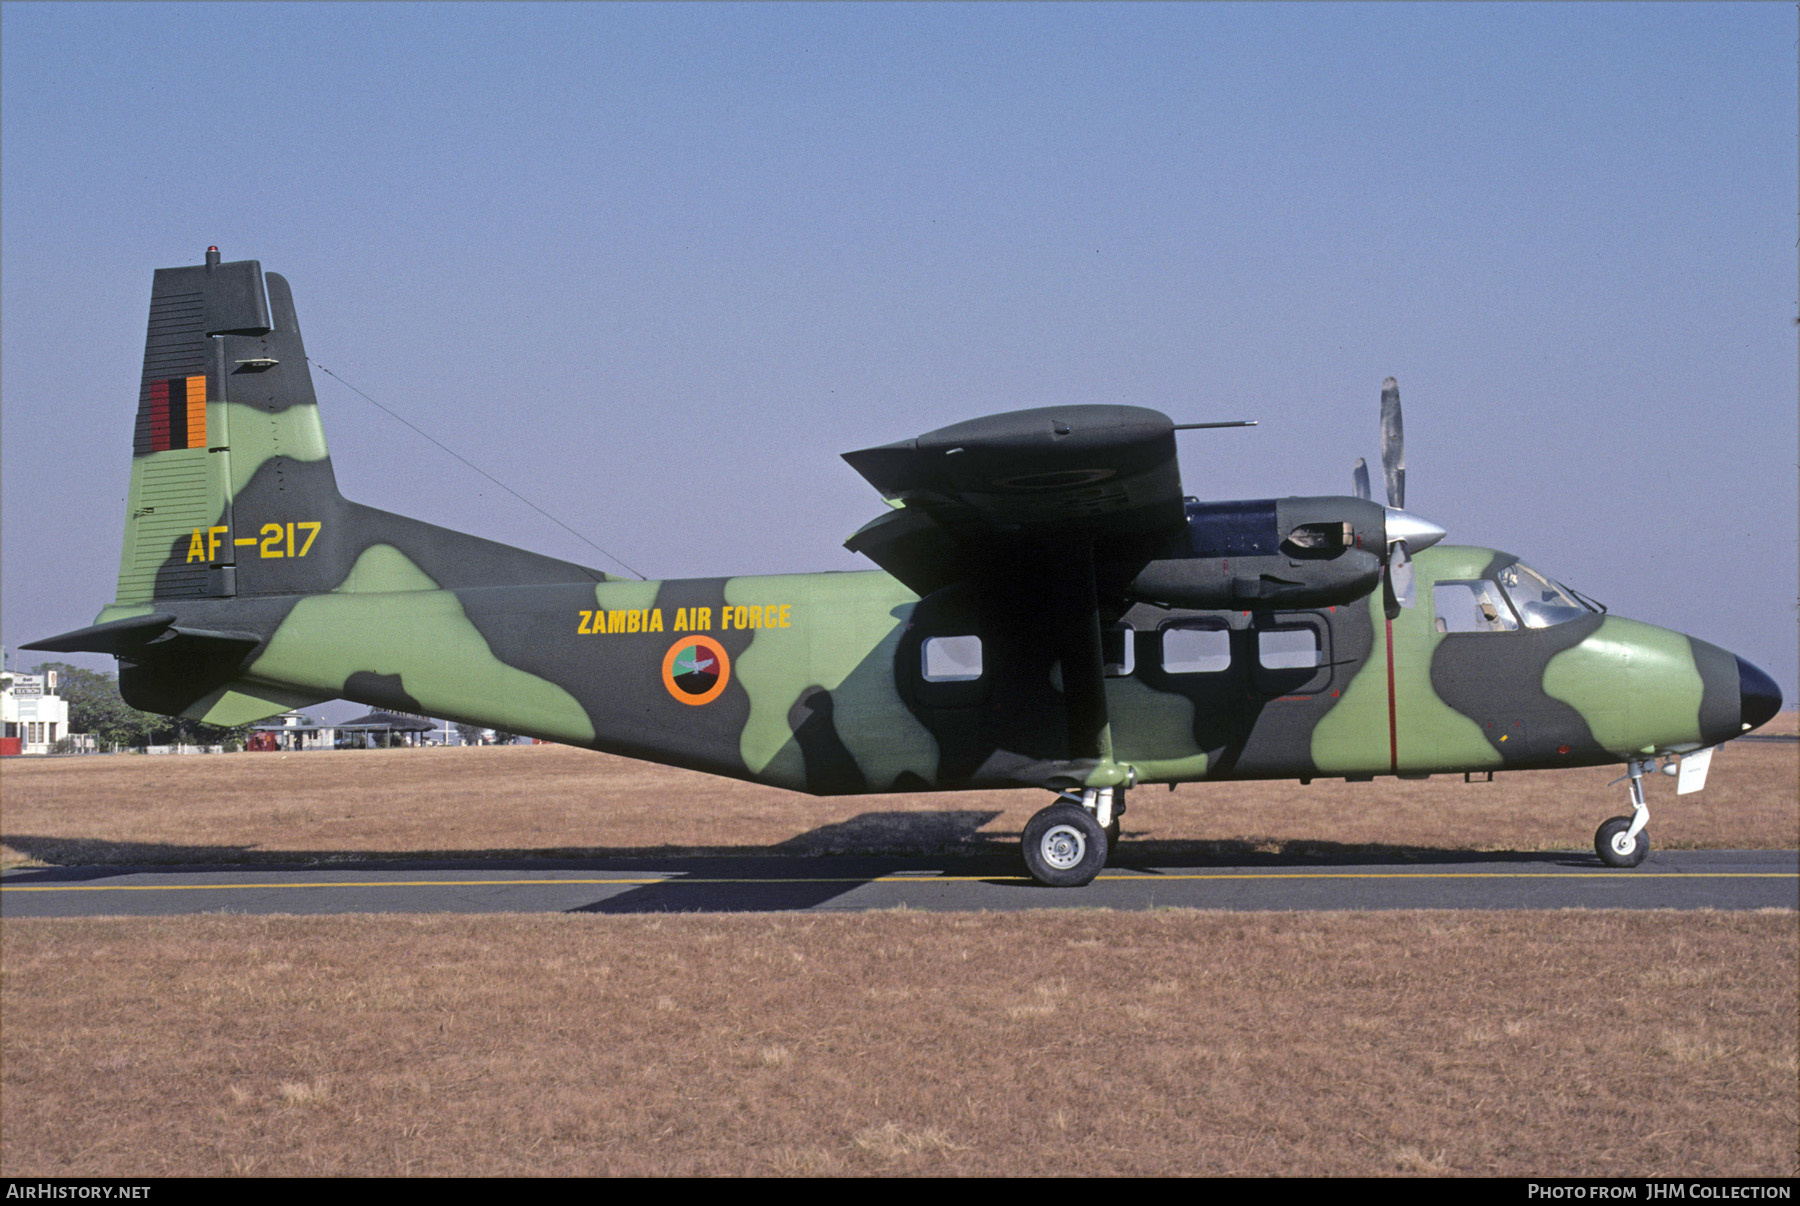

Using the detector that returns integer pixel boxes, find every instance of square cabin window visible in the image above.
[1258,626,1321,670]
[922,634,984,682]
[1161,625,1231,674]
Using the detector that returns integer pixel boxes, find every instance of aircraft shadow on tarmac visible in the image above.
[4,809,1623,913]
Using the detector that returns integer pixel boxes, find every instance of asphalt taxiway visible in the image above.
[3,849,1793,917]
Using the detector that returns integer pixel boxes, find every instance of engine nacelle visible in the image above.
[1128,496,1387,609]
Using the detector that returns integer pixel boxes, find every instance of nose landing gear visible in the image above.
[1595,759,1652,868]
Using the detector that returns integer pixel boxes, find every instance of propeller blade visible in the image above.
[1389,540,1415,609]
[1352,458,1371,501]
[1380,376,1405,510]
[1382,538,1415,619]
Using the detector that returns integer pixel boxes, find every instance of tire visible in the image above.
[1594,816,1649,868]
[1023,804,1108,887]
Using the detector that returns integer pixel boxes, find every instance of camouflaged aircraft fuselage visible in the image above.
[29,255,1781,810]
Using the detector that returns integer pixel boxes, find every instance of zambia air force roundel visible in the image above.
[662,635,731,706]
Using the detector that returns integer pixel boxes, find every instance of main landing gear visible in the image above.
[1023,787,1124,887]
[1595,758,1653,868]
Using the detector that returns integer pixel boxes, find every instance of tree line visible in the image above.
[13,662,248,751]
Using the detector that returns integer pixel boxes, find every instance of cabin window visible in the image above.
[921,635,984,682]
[1434,580,1519,633]
[1495,562,1590,629]
[1257,626,1322,670]
[1161,624,1230,674]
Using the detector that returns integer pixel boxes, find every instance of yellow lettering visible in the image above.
[733,605,748,629]
[628,610,643,633]
[673,608,689,631]
[648,608,664,632]
[607,611,626,634]
[259,523,284,558]
[207,526,227,561]
[779,603,791,628]
[697,607,712,631]
[186,529,206,563]
[296,521,321,557]
[747,606,761,629]
[578,610,594,635]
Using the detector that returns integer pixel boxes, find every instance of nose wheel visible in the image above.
[1595,816,1649,867]
[1595,759,1652,868]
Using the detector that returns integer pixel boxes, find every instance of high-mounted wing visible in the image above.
[841,405,1190,597]
[841,405,1207,780]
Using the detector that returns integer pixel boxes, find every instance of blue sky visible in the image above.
[4,1,1795,704]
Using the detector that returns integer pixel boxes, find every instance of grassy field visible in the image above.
[2,716,1794,1177]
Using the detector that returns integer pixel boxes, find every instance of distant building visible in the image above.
[0,669,72,756]
[336,710,437,748]
[247,711,340,752]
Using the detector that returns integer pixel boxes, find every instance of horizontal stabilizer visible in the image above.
[23,613,261,658]
[22,612,178,654]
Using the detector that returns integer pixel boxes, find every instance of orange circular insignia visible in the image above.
[662,635,731,706]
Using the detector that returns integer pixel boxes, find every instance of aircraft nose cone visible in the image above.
[1737,657,1782,734]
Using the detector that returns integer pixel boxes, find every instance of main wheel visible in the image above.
[1594,816,1649,868]
[1023,804,1108,887]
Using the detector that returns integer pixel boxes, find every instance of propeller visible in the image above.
[1380,376,1405,510]
[1352,377,1443,617]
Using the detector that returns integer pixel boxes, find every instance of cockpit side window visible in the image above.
[1495,563,1591,629]
[1433,580,1519,634]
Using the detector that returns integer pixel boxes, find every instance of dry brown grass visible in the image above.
[3,719,1793,1177]
[2,910,1793,1177]
[2,713,1793,868]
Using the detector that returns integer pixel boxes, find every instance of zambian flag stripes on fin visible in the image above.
[138,376,208,453]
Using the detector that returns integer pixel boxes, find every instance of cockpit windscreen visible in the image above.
[1495,562,1595,629]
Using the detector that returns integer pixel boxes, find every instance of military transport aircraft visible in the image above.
[26,251,1784,886]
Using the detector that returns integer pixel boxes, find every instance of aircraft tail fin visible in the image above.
[60,249,612,724]
[115,248,348,604]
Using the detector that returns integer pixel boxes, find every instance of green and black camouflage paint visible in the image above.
[28,255,1780,802]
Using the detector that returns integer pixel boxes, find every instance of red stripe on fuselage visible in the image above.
[1384,613,1398,773]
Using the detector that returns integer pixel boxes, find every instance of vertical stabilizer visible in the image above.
[114,249,347,604]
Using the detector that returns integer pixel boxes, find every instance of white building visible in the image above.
[248,710,340,751]
[1,669,72,756]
